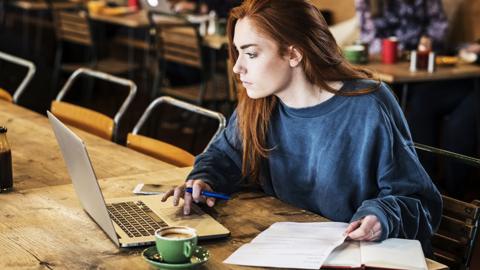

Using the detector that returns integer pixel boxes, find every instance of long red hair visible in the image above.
[227,0,378,182]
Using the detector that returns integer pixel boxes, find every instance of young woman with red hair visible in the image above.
[162,0,441,255]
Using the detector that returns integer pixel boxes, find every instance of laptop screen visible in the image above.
[140,0,175,14]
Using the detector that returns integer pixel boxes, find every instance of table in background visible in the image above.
[89,10,228,50]
[363,61,480,109]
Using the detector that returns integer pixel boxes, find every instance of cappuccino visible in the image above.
[163,232,193,239]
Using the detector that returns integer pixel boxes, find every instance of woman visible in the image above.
[162,0,442,254]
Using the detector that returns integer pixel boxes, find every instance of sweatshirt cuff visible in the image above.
[351,205,390,242]
[186,172,217,191]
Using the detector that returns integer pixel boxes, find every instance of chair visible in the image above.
[127,96,226,167]
[48,1,136,95]
[414,143,480,270]
[0,51,36,103]
[51,68,137,142]
[148,11,230,105]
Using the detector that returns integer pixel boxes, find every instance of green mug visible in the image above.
[344,45,366,64]
[155,226,198,264]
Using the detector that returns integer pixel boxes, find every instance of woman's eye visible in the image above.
[246,52,257,59]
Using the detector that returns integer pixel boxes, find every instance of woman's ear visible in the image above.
[289,46,303,67]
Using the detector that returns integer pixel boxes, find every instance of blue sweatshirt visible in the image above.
[187,79,442,252]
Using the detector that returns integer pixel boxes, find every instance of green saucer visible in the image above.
[142,245,209,269]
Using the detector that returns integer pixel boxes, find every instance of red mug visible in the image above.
[382,37,398,64]
[128,0,139,10]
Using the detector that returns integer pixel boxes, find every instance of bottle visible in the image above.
[427,51,436,73]
[207,10,217,36]
[0,126,13,193]
[409,50,417,72]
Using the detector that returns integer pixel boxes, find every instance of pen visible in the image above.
[184,187,230,200]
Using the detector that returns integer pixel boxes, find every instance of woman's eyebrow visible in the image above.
[235,44,258,50]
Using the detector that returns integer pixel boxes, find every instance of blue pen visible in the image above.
[184,187,230,200]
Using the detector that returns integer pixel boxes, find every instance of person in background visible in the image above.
[172,0,242,18]
[355,0,448,54]
[161,0,442,255]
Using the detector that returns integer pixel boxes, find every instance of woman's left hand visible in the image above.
[345,215,382,241]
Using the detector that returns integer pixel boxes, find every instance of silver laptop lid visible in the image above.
[47,111,120,247]
[140,0,174,14]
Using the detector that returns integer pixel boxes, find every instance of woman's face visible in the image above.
[232,18,295,99]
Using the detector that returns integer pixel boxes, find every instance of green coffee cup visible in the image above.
[344,45,366,64]
[155,226,198,264]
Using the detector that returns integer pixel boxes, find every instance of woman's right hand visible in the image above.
[161,179,216,215]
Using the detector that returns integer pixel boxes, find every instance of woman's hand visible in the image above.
[161,179,216,215]
[345,215,382,241]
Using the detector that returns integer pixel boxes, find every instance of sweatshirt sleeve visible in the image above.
[186,111,244,194]
[351,87,442,249]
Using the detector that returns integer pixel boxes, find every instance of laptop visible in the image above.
[139,0,175,15]
[47,111,230,247]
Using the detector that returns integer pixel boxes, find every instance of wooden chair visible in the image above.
[414,143,480,270]
[48,1,137,95]
[0,51,36,103]
[127,96,226,167]
[51,68,137,142]
[148,11,230,105]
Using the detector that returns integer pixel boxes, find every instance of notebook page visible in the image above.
[323,241,362,268]
[360,238,428,270]
[224,222,348,269]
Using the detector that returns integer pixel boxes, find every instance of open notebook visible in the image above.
[224,222,427,270]
[323,238,428,270]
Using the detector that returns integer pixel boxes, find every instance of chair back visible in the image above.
[52,68,137,142]
[0,88,11,102]
[127,133,195,167]
[0,51,36,103]
[50,3,93,46]
[51,100,114,140]
[127,96,226,166]
[414,143,480,270]
[160,25,203,68]
[432,195,480,270]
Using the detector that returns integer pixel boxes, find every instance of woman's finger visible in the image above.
[348,215,378,240]
[183,180,194,215]
[344,220,361,235]
[161,188,175,202]
[172,186,184,206]
[191,180,205,203]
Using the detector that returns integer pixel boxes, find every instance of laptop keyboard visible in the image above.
[106,201,168,238]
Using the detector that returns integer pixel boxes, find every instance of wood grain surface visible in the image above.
[0,101,175,190]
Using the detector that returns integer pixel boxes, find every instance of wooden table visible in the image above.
[0,102,447,269]
[362,61,480,109]
[9,0,79,11]
[0,167,447,269]
[0,100,175,190]
[89,10,228,50]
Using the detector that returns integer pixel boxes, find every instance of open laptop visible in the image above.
[139,0,175,14]
[47,111,230,247]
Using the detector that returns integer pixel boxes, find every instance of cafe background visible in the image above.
[1,0,480,269]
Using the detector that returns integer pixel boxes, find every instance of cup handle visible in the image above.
[183,241,192,258]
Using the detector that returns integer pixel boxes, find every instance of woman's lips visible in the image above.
[241,81,252,86]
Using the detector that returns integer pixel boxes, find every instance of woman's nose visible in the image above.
[232,57,243,74]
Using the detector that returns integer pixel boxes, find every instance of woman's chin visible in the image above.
[246,88,268,99]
